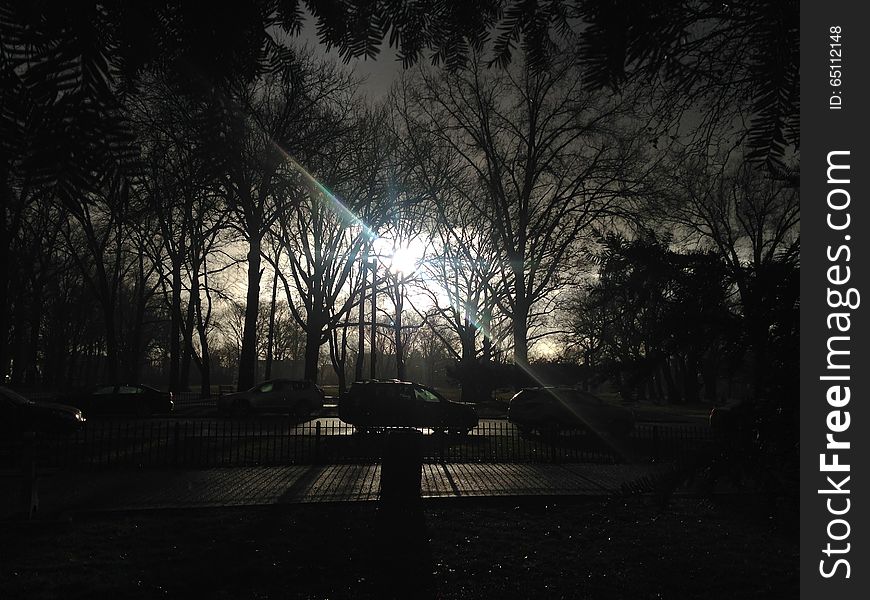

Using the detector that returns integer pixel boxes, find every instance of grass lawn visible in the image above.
[1,495,797,599]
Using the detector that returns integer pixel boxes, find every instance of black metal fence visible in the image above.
[0,418,713,471]
[172,392,221,409]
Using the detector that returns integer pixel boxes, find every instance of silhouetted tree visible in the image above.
[398,54,647,373]
[658,152,799,399]
[197,48,359,390]
[571,233,734,403]
[269,102,397,384]
[130,76,222,391]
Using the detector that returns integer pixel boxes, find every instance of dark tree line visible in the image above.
[568,230,797,406]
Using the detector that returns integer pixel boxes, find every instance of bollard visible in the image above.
[380,428,423,506]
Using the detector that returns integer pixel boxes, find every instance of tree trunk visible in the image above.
[303,325,322,382]
[355,261,366,382]
[370,259,377,379]
[0,171,10,380]
[661,356,681,404]
[169,262,183,391]
[458,321,476,403]
[330,325,349,395]
[394,282,405,380]
[265,265,278,380]
[95,264,120,385]
[237,234,262,391]
[180,292,195,390]
[101,301,119,384]
[24,279,42,385]
[9,299,26,384]
[511,262,530,383]
[193,279,212,399]
[702,348,718,402]
[125,256,149,383]
[683,352,701,403]
[511,308,530,386]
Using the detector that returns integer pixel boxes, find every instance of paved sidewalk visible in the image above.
[1,462,672,517]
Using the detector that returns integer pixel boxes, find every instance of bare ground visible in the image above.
[1,494,797,600]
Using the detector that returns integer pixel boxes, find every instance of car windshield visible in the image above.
[415,387,442,403]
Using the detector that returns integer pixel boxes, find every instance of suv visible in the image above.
[338,380,478,434]
[218,379,324,418]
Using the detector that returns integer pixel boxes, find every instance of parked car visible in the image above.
[217,379,324,418]
[508,387,635,437]
[0,386,86,434]
[62,384,174,417]
[338,379,479,434]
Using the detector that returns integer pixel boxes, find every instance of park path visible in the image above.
[0,462,672,517]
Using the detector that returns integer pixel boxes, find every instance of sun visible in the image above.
[389,242,425,275]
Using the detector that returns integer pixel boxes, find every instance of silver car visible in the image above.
[218,379,324,418]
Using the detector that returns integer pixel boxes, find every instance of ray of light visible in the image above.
[511,361,637,461]
[273,142,378,241]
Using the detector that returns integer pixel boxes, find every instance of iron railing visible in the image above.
[0,418,713,471]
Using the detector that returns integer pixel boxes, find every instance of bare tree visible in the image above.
[657,149,800,396]
[208,48,358,390]
[269,104,397,385]
[398,54,650,373]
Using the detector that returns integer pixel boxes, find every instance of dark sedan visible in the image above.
[217,379,324,418]
[1,386,86,434]
[63,384,174,418]
[508,387,635,437]
[339,380,478,434]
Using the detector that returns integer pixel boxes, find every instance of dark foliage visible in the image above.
[574,0,799,168]
[574,233,737,403]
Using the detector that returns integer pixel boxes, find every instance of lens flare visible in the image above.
[512,361,637,461]
[273,142,377,240]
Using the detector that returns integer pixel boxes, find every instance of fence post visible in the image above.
[173,422,180,466]
[315,421,321,464]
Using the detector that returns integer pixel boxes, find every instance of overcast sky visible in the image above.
[296,14,404,99]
